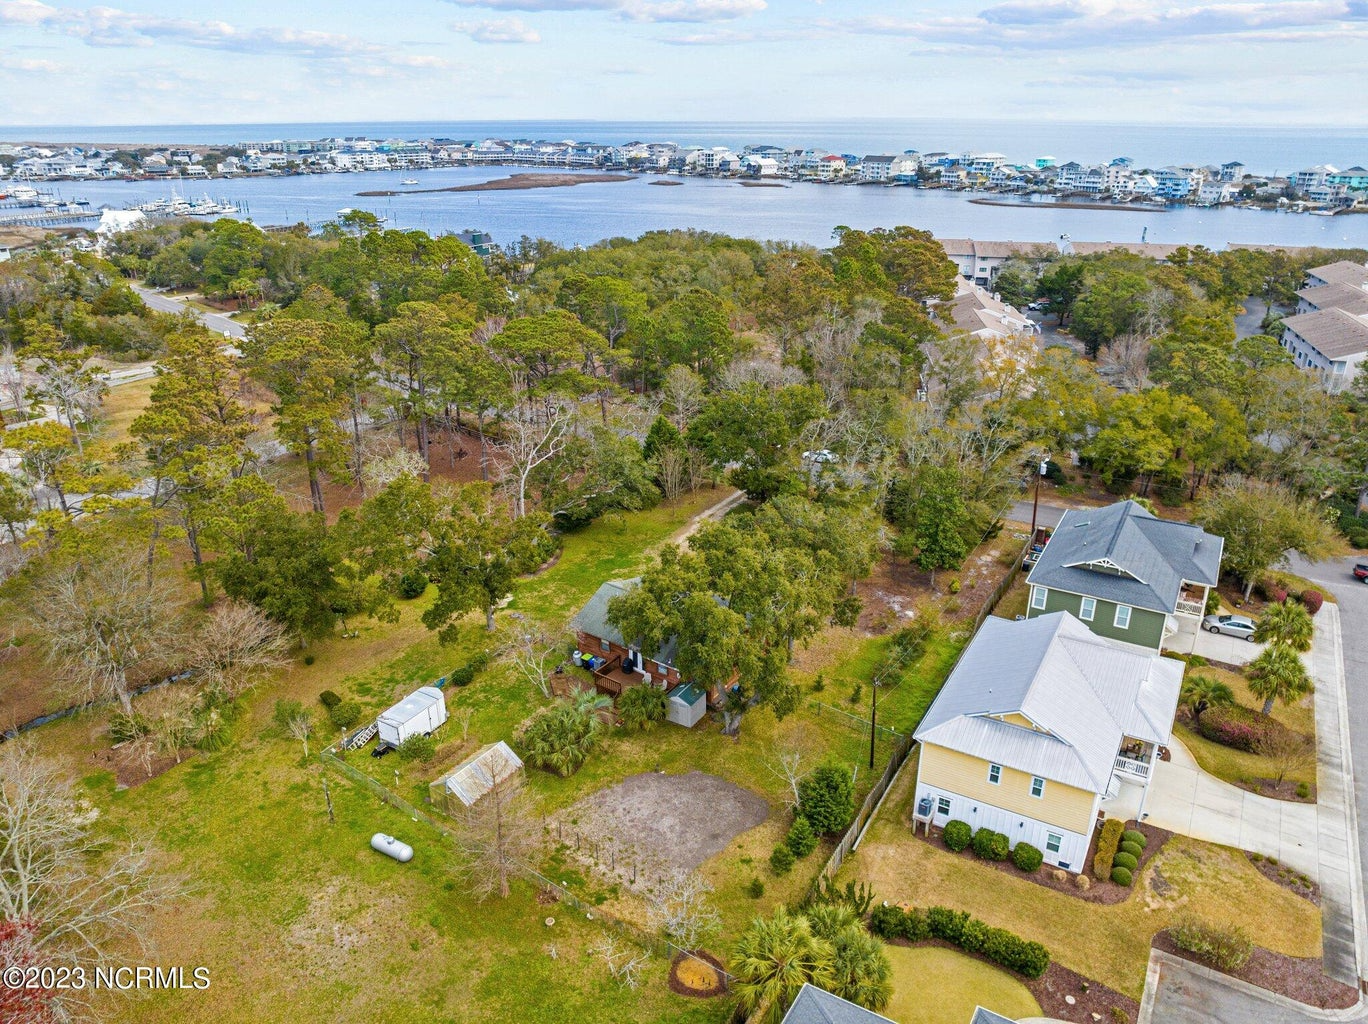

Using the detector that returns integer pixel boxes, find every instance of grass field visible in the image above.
[20,488,957,1024]
[94,375,156,447]
[838,750,1322,1000]
[883,946,1040,1024]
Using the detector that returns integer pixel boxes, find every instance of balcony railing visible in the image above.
[1114,755,1151,780]
[1175,599,1205,616]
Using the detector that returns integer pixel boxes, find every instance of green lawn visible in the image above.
[883,946,1040,1024]
[838,749,1322,1000]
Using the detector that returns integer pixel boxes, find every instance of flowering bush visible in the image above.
[1301,589,1324,615]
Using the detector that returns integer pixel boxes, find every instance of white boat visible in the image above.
[400,178,419,185]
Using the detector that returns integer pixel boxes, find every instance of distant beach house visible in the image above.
[1025,500,1223,652]
[1281,259,1368,391]
[913,612,1183,872]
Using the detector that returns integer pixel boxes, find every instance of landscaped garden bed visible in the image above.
[1153,929,1358,1010]
[914,818,1171,905]
[668,951,728,997]
[1245,851,1319,904]
[1028,960,1138,1024]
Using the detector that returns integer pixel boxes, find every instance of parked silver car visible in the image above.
[1202,613,1257,641]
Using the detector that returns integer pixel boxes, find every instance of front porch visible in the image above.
[1100,738,1156,822]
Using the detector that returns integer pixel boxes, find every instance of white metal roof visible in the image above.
[379,685,444,726]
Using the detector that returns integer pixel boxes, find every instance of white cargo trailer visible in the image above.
[376,686,447,750]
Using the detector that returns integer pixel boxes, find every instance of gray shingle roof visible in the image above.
[914,613,1183,793]
[1296,283,1368,317]
[1306,260,1368,289]
[1025,500,1222,614]
[781,984,896,1024]
[569,579,679,666]
[970,1009,1019,1024]
[1282,307,1368,360]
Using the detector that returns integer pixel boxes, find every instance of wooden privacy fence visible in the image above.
[971,534,1029,634]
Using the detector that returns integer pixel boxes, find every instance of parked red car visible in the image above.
[1354,562,1368,582]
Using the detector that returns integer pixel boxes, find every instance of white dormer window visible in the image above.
[1079,597,1096,622]
[1030,586,1047,611]
[1114,605,1131,629]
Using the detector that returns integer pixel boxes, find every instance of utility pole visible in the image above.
[868,673,878,772]
[1029,453,1051,539]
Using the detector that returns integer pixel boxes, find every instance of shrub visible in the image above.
[1187,654,1208,668]
[303,653,315,666]
[1196,704,1289,753]
[617,684,668,731]
[1110,866,1133,887]
[1094,818,1125,879]
[972,829,1010,862]
[746,878,765,899]
[785,816,818,858]
[449,664,476,687]
[397,568,428,599]
[1113,851,1139,872]
[798,765,855,835]
[318,690,342,710]
[109,711,150,743]
[329,701,362,730]
[1301,589,1323,616]
[1296,781,1311,799]
[1012,842,1043,873]
[811,674,825,693]
[397,734,436,762]
[926,906,970,945]
[959,917,989,953]
[1205,590,1222,615]
[1119,841,1143,859]
[1121,829,1147,849]
[942,819,972,852]
[949,578,961,594]
[273,699,305,731]
[1170,916,1253,971]
[1074,873,1091,891]
[769,844,795,875]
[869,905,905,939]
[849,684,863,705]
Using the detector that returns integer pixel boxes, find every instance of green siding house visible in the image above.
[1025,501,1223,651]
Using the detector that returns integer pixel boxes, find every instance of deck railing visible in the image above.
[1113,755,1151,780]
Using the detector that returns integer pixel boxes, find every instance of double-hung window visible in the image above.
[1045,832,1062,854]
[1114,604,1131,629]
[937,796,952,816]
[1030,776,1046,798]
[1030,586,1047,611]
[1079,597,1096,622]
[988,764,1002,785]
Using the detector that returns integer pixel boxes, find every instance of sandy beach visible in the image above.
[357,172,635,197]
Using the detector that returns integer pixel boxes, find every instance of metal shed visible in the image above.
[429,741,524,814]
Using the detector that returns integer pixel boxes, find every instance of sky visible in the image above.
[1,0,1367,127]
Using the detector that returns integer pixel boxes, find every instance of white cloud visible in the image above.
[828,0,1368,49]
[452,16,542,41]
[443,0,765,23]
[0,0,450,65]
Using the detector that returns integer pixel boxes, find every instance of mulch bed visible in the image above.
[1152,931,1359,1010]
[915,819,1172,905]
[667,950,728,998]
[1245,852,1320,904]
[1030,960,1139,1024]
[1235,777,1316,802]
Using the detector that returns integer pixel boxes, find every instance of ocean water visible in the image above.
[50,166,1368,251]
[3,119,1366,176]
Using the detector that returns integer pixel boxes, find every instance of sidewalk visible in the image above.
[1310,603,1367,988]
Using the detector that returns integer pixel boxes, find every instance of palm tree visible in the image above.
[1253,600,1314,652]
[1246,644,1312,716]
[827,924,893,1012]
[732,907,833,1024]
[523,692,613,776]
[1180,674,1235,727]
[616,684,668,730]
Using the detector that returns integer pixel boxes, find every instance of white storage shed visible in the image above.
[666,683,707,728]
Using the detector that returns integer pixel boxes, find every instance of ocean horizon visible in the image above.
[2,119,1366,177]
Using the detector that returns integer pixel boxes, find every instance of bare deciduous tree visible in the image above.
[1099,332,1153,392]
[645,870,721,953]
[145,688,198,766]
[362,445,431,493]
[494,404,572,518]
[1257,729,1317,786]
[287,711,314,760]
[456,749,538,900]
[589,935,651,989]
[0,744,184,1020]
[763,747,809,812]
[187,601,290,700]
[0,341,31,416]
[503,619,562,698]
[660,364,705,428]
[27,545,185,715]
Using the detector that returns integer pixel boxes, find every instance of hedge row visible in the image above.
[869,904,1050,978]
[1198,704,1300,754]
[1093,818,1125,880]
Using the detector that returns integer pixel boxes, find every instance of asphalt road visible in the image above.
[130,284,246,339]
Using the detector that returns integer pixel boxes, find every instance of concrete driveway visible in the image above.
[1144,737,1320,878]
[1141,950,1365,1024]
[1167,615,1265,665]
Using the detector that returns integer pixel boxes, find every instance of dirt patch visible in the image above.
[1245,852,1320,904]
[564,771,769,874]
[1235,776,1316,802]
[1152,931,1358,1009]
[668,950,728,997]
[89,743,194,788]
[914,819,1171,905]
[857,530,1026,633]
